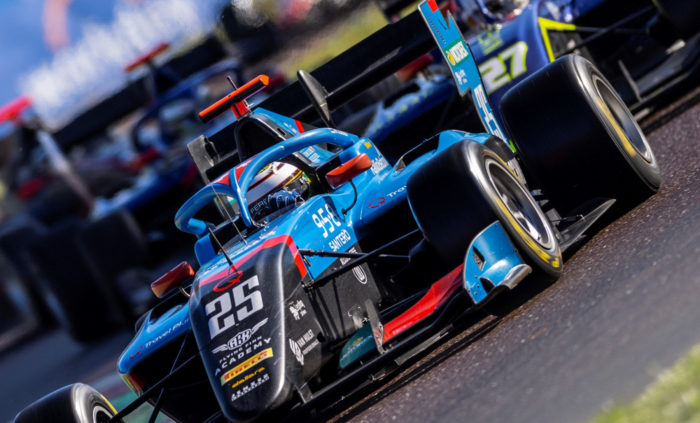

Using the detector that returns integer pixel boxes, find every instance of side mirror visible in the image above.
[326,153,372,188]
[151,261,195,298]
[297,69,335,128]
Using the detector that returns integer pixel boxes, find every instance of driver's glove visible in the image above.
[268,189,301,211]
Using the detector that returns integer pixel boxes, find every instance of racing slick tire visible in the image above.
[500,54,660,216]
[652,0,700,40]
[14,383,120,423]
[408,140,562,314]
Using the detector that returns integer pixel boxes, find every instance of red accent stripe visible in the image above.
[232,101,250,118]
[198,235,307,287]
[294,120,305,134]
[428,0,439,12]
[213,158,254,186]
[383,265,463,342]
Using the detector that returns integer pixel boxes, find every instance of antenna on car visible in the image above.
[208,226,234,267]
[210,182,249,246]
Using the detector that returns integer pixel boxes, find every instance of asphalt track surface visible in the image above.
[0,88,697,423]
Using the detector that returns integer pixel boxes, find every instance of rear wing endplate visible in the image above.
[418,0,506,140]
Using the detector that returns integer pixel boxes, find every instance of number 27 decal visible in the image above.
[479,41,528,94]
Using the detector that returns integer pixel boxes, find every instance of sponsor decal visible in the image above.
[129,345,143,360]
[477,30,504,55]
[231,367,265,389]
[213,269,243,293]
[212,318,268,354]
[446,40,469,66]
[289,338,304,365]
[303,339,320,355]
[368,197,385,208]
[213,336,272,376]
[231,373,270,401]
[288,299,307,321]
[220,348,273,385]
[129,317,189,360]
[328,229,352,252]
[295,329,320,356]
[370,157,389,175]
[301,146,320,162]
[367,186,406,209]
[352,267,368,284]
[340,248,368,284]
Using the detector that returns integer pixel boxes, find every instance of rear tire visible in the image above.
[500,54,660,216]
[14,383,119,423]
[407,140,562,315]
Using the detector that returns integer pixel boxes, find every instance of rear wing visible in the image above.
[256,10,437,122]
[418,0,506,140]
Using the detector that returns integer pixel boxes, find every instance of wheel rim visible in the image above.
[92,405,113,423]
[595,76,654,163]
[486,158,555,250]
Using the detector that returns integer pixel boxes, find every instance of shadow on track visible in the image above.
[310,311,502,423]
[642,92,700,133]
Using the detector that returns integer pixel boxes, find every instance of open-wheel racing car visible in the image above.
[15,1,661,422]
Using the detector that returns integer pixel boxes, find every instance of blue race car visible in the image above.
[15,1,661,422]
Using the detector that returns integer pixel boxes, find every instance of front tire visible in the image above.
[408,140,562,314]
[500,54,660,216]
[14,383,119,423]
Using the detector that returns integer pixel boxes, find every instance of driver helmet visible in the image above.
[246,161,310,221]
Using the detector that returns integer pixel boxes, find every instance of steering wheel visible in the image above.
[175,127,358,236]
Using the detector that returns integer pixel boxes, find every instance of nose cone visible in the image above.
[188,237,308,421]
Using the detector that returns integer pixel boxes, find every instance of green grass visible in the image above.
[592,345,700,423]
[278,5,388,77]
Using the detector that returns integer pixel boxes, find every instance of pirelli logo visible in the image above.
[220,348,273,385]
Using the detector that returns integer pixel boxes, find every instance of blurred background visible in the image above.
[0,0,382,349]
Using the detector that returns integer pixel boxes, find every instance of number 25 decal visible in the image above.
[479,41,528,94]
[206,276,263,338]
